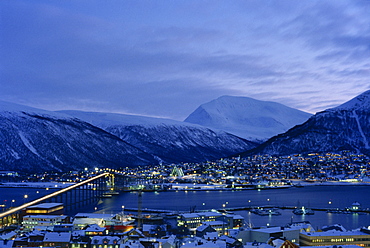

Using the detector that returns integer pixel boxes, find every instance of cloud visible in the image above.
[1,0,370,120]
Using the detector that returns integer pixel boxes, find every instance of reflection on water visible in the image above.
[1,185,369,230]
[95,185,370,230]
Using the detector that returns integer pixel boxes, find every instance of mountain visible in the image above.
[184,95,312,141]
[0,101,157,173]
[59,110,257,164]
[241,90,370,156]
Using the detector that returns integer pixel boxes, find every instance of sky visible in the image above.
[1,0,370,120]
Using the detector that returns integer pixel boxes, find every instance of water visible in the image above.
[94,185,370,230]
[1,185,370,230]
[0,187,58,209]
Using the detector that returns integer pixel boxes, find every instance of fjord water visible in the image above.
[95,185,370,230]
[1,185,369,230]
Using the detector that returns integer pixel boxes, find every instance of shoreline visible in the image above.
[1,180,369,190]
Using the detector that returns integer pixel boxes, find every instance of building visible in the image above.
[300,227,370,247]
[196,224,217,237]
[250,227,300,244]
[22,215,69,231]
[348,201,362,212]
[229,226,301,245]
[178,211,229,232]
[90,236,120,248]
[43,232,71,248]
[24,203,64,215]
[73,213,115,230]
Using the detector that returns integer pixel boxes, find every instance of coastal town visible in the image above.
[1,151,370,247]
[2,151,369,190]
[1,201,370,248]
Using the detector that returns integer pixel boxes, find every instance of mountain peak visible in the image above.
[333,90,370,111]
[184,95,311,141]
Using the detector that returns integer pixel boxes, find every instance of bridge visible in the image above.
[0,172,126,228]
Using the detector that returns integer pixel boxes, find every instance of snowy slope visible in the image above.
[0,101,71,119]
[184,96,312,141]
[0,101,157,173]
[60,110,257,164]
[242,90,370,156]
[332,90,370,111]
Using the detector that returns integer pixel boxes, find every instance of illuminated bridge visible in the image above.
[0,172,126,228]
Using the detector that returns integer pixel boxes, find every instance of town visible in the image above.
[1,151,370,247]
[1,201,370,248]
[0,152,370,248]
[3,151,369,190]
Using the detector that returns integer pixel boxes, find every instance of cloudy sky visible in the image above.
[1,0,369,120]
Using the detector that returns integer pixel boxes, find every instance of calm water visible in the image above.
[0,187,59,209]
[95,185,370,230]
[1,185,370,230]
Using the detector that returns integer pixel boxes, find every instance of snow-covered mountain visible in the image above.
[241,90,370,156]
[60,110,257,164]
[0,101,157,173]
[184,95,312,142]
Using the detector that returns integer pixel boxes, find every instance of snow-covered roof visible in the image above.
[181,213,201,218]
[197,224,211,232]
[302,230,367,237]
[27,203,63,209]
[74,213,115,219]
[84,224,106,232]
[251,227,295,234]
[0,231,17,240]
[43,232,71,242]
[122,239,145,248]
[91,235,120,245]
[142,224,155,232]
[232,215,244,219]
[0,240,14,248]
[270,238,285,248]
[204,232,219,240]
[203,221,226,226]
[199,212,222,218]
[244,242,274,248]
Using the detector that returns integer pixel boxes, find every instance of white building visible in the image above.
[22,215,68,231]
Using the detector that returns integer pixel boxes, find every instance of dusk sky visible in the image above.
[1,0,369,120]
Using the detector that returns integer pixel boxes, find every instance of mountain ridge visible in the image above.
[241,90,370,157]
[60,110,257,165]
[0,103,157,173]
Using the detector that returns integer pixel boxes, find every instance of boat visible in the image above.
[251,208,281,216]
[293,206,314,215]
[294,183,304,188]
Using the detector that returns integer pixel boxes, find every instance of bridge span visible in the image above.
[0,172,125,228]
